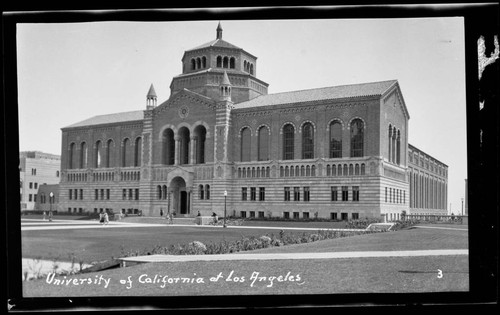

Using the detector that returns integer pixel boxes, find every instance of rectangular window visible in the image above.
[342,186,349,201]
[79,208,83,214]
[385,187,388,202]
[29,182,33,189]
[303,187,310,202]
[122,189,127,200]
[389,188,392,203]
[331,186,338,201]
[258,211,265,218]
[240,211,247,218]
[94,208,98,214]
[74,189,78,200]
[29,194,32,202]
[330,212,338,220]
[34,183,38,189]
[283,212,290,219]
[100,189,104,200]
[352,186,359,202]
[249,211,255,218]
[69,208,72,213]
[135,188,139,200]
[250,187,256,201]
[293,212,300,219]
[95,189,99,200]
[352,213,359,220]
[129,189,133,200]
[284,187,291,201]
[293,187,300,201]
[259,187,265,201]
[34,194,37,202]
[69,189,73,200]
[303,212,309,219]
[341,212,348,221]
[107,189,110,200]
[80,189,83,200]
[242,187,247,201]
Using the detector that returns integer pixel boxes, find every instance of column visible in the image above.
[174,136,180,165]
[190,136,197,164]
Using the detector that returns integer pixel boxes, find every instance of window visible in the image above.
[293,212,300,219]
[293,187,300,201]
[302,123,314,159]
[283,124,295,160]
[240,211,246,218]
[342,186,349,201]
[250,187,256,201]
[122,138,130,167]
[341,213,348,221]
[29,182,33,189]
[258,126,270,161]
[69,189,73,200]
[259,187,265,201]
[331,186,338,201]
[135,188,139,200]
[34,183,38,189]
[329,121,342,158]
[95,189,99,200]
[242,187,247,201]
[385,187,388,202]
[350,119,364,157]
[100,189,104,200]
[134,137,142,167]
[80,189,83,200]
[163,129,175,165]
[249,211,255,218]
[128,189,133,200]
[95,141,102,168]
[352,213,359,220]
[284,187,291,201]
[330,212,338,220]
[303,212,310,219]
[74,189,78,200]
[352,186,359,202]
[284,212,290,219]
[106,189,110,200]
[199,185,204,200]
[69,143,75,169]
[303,187,310,202]
[28,194,32,202]
[240,127,251,162]
[205,185,210,200]
[258,211,265,218]
[123,189,127,200]
[34,194,37,202]
[80,142,88,168]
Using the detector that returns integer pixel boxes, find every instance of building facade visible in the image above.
[19,151,61,211]
[59,23,447,220]
[34,184,60,212]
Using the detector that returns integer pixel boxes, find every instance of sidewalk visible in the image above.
[118,249,468,267]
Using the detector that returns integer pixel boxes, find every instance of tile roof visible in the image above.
[189,38,242,51]
[235,80,398,109]
[63,110,144,128]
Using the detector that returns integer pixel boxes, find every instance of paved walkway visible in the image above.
[119,249,468,266]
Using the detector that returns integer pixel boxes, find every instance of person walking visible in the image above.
[160,208,164,218]
[42,211,46,221]
[104,212,109,226]
[99,211,105,225]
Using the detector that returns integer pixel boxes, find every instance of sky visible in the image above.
[16,17,467,214]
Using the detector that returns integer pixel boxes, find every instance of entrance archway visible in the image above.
[170,176,191,215]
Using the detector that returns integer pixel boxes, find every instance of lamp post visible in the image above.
[49,192,54,222]
[461,198,464,216]
[223,190,227,228]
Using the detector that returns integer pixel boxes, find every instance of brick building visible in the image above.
[58,23,447,220]
[19,151,61,211]
[34,184,60,212]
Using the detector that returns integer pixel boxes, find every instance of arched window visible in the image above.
[290,165,294,177]
[343,164,348,176]
[396,130,401,165]
[216,56,222,68]
[157,185,162,200]
[162,128,175,165]
[266,167,270,177]
[199,185,204,200]
[106,139,114,168]
[306,165,311,176]
[258,126,269,161]
[94,141,102,168]
[301,166,305,176]
[355,164,360,175]
[349,164,354,175]
[350,119,364,157]
[283,124,295,160]
[194,125,207,164]
[250,63,254,75]
[69,143,75,169]
[302,122,314,159]
[312,165,316,176]
[361,163,365,175]
[285,166,289,177]
[392,127,397,162]
[280,166,284,177]
[326,164,331,176]
[196,57,201,69]
[80,142,87,169]
[229,57,235,69]
[332,165,337,176]
[122,138,130,167]
[179,127,190,165]
[205,185,210,200]
[134,137,142,167]
[244,60,247,71]
[388,125,392,162]
[56,171,60,177]
[191,59,196,70]
[329,121,342,158]
[202,56,207,68]
[223,56,229,68]
[240,127,251,162]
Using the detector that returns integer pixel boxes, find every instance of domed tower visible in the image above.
[169,22,269,104]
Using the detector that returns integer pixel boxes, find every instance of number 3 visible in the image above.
[437,269,443,278]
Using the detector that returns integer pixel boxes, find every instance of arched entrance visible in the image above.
[170,176,191,215]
